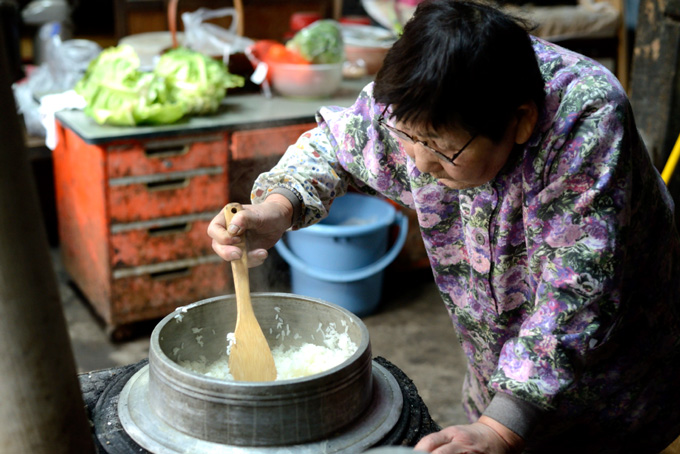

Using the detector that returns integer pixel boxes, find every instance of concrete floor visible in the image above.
[54,247,470,429]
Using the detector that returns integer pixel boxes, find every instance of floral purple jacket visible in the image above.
[252,38,680,452]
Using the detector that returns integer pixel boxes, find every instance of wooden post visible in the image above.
[629,0,680,228]
[0,21,95,454]
[629,0,680,169]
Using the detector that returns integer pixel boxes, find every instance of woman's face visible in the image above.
[394,119,518,190]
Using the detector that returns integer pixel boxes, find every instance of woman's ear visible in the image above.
[515,101,538,145]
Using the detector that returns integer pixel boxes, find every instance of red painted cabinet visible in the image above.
[53,121,314,338]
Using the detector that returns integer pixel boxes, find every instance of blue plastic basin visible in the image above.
[275,193,408,316]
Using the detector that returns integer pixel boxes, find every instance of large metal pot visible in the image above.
[144,293,374,447]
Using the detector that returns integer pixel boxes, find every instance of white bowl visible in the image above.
[341,24,396,74]
[269,62,343,98]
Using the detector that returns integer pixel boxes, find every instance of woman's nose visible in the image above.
[409,142,441,173]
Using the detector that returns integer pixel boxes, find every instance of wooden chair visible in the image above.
[114,0,343,42]
[373,0,630,91]
[503,0,630,91]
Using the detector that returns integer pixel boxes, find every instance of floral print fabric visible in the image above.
[252,38,680,451]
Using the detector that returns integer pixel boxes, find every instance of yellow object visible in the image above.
[661,434,680,454]
[661,131,680,184]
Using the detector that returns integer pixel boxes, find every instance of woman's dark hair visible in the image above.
[373,0,545,142]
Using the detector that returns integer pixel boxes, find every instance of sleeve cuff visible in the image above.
[481,392,543,440]
[266,187,302,226]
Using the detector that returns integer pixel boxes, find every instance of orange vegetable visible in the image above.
[263,43,310,65]
[249,40,311,85]
[251,40,280,60]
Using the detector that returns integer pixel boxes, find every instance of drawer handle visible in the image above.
[144,144,190,158]
[146,178,189,191]
[148,222,191,236]
[150,266,191,281]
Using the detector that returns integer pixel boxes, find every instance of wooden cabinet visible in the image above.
[53,119,314,338]
[53,125,228,337]
[52,79,364,338]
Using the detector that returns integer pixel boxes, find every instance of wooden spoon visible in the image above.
[223,203,277,382]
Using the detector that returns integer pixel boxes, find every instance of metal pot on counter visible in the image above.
[118,293,404,453]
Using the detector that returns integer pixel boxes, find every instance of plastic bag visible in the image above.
[13,83,43,137]
[13,35,100,137]
[35,35,101,95]
[182,7,254,64]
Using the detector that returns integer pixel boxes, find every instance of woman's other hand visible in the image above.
[207,194,294,267]
[414,416,524,454]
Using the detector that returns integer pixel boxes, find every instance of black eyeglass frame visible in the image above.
[378,106,477,166]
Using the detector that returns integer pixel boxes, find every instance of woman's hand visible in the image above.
[207,194,294,267]
[414,417,524,454]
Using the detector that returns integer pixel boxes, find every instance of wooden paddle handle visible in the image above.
[223,203,277,382]
[224,203,251,308]
[224,203,247,264]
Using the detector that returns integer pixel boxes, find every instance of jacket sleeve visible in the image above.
[250,125,350,228]
[251,83,414,228]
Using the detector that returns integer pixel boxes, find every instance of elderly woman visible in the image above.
[208,1,680,452]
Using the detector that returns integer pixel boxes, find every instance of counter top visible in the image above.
[55,78,371,145]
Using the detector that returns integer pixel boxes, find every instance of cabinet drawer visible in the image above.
[111,258,231,325]
[230,123,316,160]
[110,214,214,268]
[107,134,228,178]
[108,169,226,223]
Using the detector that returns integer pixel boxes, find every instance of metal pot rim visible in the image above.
[151,292,371,386]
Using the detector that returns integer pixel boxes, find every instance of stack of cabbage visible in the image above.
[75,45,244,126]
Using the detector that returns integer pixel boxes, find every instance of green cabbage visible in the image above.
[155,47,245,115]
[75,45,184,126]
[75,45,244,126]
[286,20,344,64]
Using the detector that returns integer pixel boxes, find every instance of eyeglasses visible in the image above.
[378,106,476,166]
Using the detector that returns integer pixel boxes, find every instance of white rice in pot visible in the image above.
[178,318,358,381]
